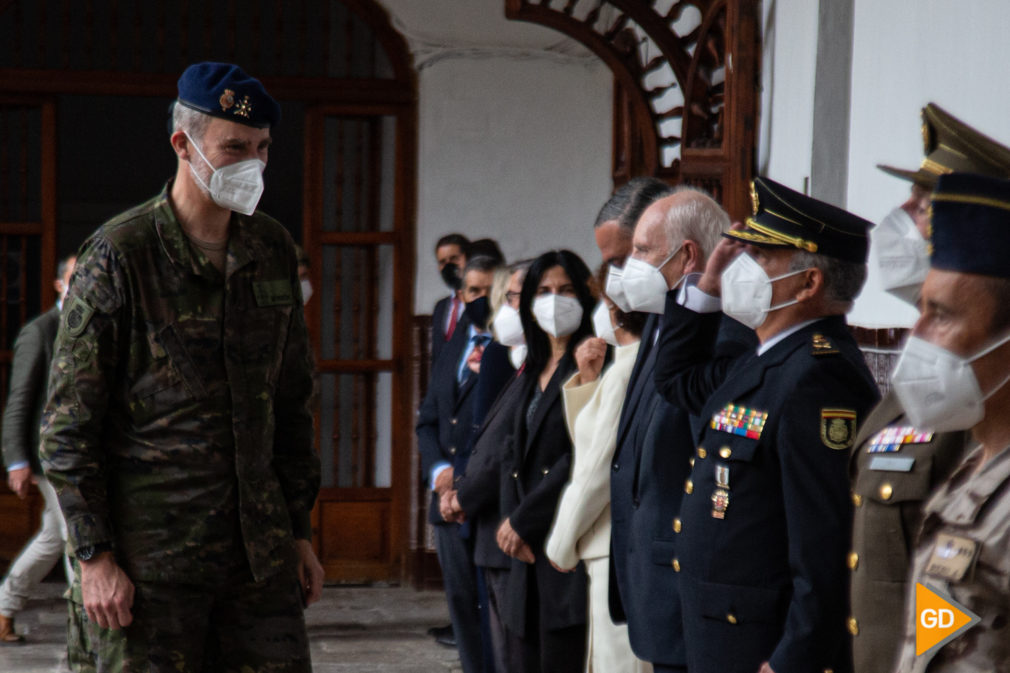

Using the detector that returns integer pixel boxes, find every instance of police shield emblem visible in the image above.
[820,408,856,450]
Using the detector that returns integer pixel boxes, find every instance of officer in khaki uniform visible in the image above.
[848,105,1010,673]
[40,63,322,672]
[891,172,1010,672]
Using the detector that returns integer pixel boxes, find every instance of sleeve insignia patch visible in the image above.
[64,297,95,338]
[711,403,768,439]
[811,333,838,355]
[821,408,857,450]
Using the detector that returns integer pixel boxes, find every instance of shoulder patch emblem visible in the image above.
[811,333,838,355]
[821,408,856,450]
[64,297,95,338]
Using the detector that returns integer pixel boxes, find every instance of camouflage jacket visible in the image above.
[40,185,319,585]
[895,443,1010,672]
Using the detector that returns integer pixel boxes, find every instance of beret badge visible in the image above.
[219,89,235,112]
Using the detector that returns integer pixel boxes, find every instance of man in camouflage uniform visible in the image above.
[890,172,1010,671]
[40,62,322,672]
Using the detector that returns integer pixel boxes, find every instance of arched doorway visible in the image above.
[0,0,417,583]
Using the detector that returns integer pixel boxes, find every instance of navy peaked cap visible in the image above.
[176,62,280,129]
[723,176,872,264]
[930,172,1010,279]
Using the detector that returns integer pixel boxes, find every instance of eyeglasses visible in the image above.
[506,291,521,303]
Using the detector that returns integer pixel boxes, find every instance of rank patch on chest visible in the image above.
[925,533,979,583]
[710,403,768,439]
[820,408,857,450]
[253,280,294,307]
[867,425,934,453]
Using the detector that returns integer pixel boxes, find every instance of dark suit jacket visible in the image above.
[500,355,587,636]
[415,317,478,525]
[660,302,879,673]
[430,294,460,370]
[2,306,60,475]
[608,313,694,666]
[456,347,523,570]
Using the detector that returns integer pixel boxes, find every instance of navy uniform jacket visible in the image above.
[415,315,477,525]
[500,355,587,637]
[608,314,693,666]
[657,302,878,673]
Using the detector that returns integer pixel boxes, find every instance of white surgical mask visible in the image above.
[720,253,810,330]
[300,279,313,304]
[186,132,266,216]
[605,265,633,313]
[874,207,928,306]
[532,294,584,338]
[509,344,527,370]
[592,301,619,346]
[622,245,681,314]
[891,333,1010,432]
[492,304,525,347]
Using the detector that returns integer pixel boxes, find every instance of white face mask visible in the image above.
[874,206,929,306]
[492,304,525,347]
[605,265,633,313]
[509,344,527,370]
[592,301,618,347]
[532,294,584,338]
[300,279,313,304]
[186,132,266,216]
[622,245,680,315]
[891,333,1010,432]
[720,253,810,330]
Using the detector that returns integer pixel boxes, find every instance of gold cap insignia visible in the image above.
[219,89,235,112]
[821,408,857,450]
[750,181,760,215]
[234,95,253,119]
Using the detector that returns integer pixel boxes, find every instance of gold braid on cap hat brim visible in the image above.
[744,216,819,253]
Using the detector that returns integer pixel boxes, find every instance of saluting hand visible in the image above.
[574,337,607,384]
[697,221,747,297]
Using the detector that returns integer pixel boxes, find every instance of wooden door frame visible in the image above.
[302,101,417,583]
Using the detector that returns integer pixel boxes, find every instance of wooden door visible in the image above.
[0,97,57,564]
[303,103,415,583]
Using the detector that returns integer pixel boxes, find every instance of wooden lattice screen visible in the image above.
[505,0,760,222]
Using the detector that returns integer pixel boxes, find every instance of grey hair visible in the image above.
[463,255,501,276]
[789,251,867,311]
[662,186,730,259]
[171,102,211,142]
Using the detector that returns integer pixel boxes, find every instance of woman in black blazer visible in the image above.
[496,250,596,673]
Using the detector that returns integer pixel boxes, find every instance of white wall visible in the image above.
[758,0,820,195]
[413,55,613,312]
[845,0,1010,327]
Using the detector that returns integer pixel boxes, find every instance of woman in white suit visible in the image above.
[545,271,651,673]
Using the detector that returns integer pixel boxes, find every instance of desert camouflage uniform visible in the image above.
[40,183,319,672]
[894,443,1010,672]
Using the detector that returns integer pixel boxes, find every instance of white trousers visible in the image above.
[0,477,71,616]
[584,557,653,673]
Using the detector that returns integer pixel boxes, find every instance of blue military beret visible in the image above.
[176,62,280,129]
[723,176,872,264]
[930,172,1010,279]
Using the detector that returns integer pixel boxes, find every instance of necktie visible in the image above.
[446,297,460,341]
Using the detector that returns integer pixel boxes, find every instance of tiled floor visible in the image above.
[0,581,462,672]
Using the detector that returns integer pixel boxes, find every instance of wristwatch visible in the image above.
[75,542,112,561]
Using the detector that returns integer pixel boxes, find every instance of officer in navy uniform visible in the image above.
[844,102,1010,673]
[654,176,880,673]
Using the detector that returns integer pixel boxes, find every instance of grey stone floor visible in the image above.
[0,581,463,672]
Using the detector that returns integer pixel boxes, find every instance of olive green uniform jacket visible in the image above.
[848,390,967,673]
[40,186,319,585]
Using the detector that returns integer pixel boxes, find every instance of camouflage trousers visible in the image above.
[66,561,311,673]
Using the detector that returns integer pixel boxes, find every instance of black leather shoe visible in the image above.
[428,623,455,647]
